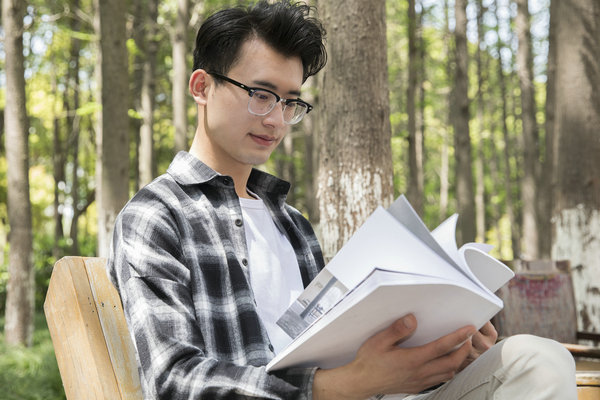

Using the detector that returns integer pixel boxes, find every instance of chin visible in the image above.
[241,154,272,167]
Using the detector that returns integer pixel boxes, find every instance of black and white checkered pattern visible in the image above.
[108,152,324,399]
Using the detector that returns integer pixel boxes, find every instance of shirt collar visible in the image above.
[167,151,219,185]
[167,151,291,199]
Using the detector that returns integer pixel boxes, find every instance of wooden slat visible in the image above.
[577,386,600,400]
[44,257,122,399]
[83,257,142,399]
[577,372,600,387]
[44,256,142,400]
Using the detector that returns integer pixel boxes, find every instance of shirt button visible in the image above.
[235,219,243,227]
[222,177,232,186]
[268,344,274,352]
[241,258,248,266]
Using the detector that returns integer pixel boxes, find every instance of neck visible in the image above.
[189,132,254,199]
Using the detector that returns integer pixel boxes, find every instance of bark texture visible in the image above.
[551,0,600,333]
[316,0,394,260]
[94,0,130,257]
[3,0,35,346]
[453,0,476,245]
[173,0,190,153]
[515,0,540,259]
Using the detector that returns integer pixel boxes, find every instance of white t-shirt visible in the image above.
[239,195,304,354]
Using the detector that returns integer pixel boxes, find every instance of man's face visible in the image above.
[202,38,304,171]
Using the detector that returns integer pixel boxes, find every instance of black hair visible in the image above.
[192,0,327,82]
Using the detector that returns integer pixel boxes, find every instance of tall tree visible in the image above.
[538,0,558,258]
[474,0,486,242]
[301,79,319,223]
[406,0,424,215]
[316,0,394,259]
[130,0,145,193]
[551,0,600,333]
[515,0,539,259]
[453,0,476,245]
[3,0,35,346]
[494,0,520,258]
[94,0,130,257]
[173,0,191,153]
[439,0,452,220]
[138,0,159,188]
[52,69,65,259]
[67,0,84,255]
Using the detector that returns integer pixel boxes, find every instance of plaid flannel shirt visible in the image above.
[108,152,325,399]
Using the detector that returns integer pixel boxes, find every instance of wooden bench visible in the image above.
[44,257,142,399]
[45,256,597,399]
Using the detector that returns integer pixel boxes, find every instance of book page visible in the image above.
[324,207,475,291]
[387,196,465,274]
[460,246,514,293]
[430,215,507,294]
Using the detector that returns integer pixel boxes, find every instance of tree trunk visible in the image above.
[474,0,486,243]
[139,0,159,188]
[173,0,190,153]
[302,76,319,223]
[494,0,520,258]
[453,0,476,245]
[538,0,558,258]
[515,0,539,259]
[406,0,424,215]
[130,0,145,193]
[52,71,65,259]
[94,0,130,257]
[551,0,600,333]
[68,0,82,255]
[3,0,35,347]
[440,0,452,220]
[316,0,394,260]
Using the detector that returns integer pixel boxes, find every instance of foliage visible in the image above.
[0,0,557,317]
[0,313,65,400]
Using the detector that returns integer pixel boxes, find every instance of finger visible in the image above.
[365,314,417,351]
[479,321,498,340]
[426,337,472,375]
[420,325,476,360]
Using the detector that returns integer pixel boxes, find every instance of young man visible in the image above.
[108,1,577,399]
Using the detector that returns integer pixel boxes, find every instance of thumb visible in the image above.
[365,314,417,352]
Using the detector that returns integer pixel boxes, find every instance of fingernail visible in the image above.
[403,315,414,329]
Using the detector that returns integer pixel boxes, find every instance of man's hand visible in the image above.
[313,314,476,400]
[459,321,497,371]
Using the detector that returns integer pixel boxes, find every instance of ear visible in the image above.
[189,69,210,105]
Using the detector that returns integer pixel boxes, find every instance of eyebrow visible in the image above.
[252,79,302,98]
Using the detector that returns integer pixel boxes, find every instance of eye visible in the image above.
[253,90,272,102]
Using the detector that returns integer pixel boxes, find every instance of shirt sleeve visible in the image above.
[107,193,318,400]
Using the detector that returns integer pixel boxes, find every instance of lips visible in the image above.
[249,133,278,146]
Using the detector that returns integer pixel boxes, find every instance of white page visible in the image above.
[325,207,479,291]
[430,214,463,267]
[387,195,465,273]
[267,269,502,371]
[429,214,506,295]
[461,247,514,293]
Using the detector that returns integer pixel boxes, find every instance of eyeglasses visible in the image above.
[209,72,313,125]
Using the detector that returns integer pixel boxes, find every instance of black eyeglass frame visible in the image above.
[208,72,313,123]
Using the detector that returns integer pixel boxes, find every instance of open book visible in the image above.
[266,195,514,372]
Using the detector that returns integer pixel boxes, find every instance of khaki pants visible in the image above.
[400,334,577,400]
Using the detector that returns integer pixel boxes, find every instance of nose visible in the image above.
[263,100,287,128]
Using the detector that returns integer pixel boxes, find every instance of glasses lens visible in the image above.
[248,90,276,115]
[284,102,308,125]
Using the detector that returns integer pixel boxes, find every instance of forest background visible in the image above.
[1,0,600,397]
